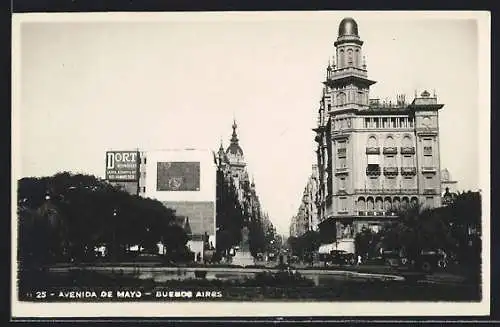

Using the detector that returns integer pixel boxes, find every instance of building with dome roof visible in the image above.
[313,17,444,254]
[215,120,267,250]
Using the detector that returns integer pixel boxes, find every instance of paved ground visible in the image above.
[45,261,472,285]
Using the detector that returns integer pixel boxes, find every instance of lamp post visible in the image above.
[112,209,117,261]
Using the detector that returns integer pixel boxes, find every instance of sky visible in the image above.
[14,12,488,236]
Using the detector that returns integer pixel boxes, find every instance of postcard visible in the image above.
[11,10,491,318]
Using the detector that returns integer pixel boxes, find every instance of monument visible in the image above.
[232,226,255,267]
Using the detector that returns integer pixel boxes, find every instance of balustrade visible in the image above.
[366,147,380,155]
[383,147,398,154]
[400,146,415,154]
[383,167,398,176]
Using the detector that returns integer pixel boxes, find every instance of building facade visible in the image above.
[289,164,320,238]
[313,18,444,253]
[441,168,459,194]
[105,149,217,260]
[104,121,269,259]
[289,215,298,238]
[215,121,267,245]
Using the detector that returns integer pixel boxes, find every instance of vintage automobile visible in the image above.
[329,250,356,265]
[381,248,447,273]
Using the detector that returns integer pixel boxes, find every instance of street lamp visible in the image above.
[112,209,117,260]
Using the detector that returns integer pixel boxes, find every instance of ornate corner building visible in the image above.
[313,18,444,253]
[215,120,265,227]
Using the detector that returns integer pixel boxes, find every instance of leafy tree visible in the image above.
[249,219,266,256]
[378,192,481,266]
[215,168,245,255]
[17,172,186,266]
[355,227,381,258]
[287,231,320,260]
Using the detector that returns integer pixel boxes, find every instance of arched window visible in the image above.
[375,197,383,211]
[339,49,345,68]
[402,135,413,147]
[355,49,360,66]
[367,197,375,211]
[367,136,378,148]
[383,135,396,168]
[384,135,395,148]
[393,197,401,211]
[347,49,353,65]
[357,197,366,211]
[402,135,414,167]
[402,197,410,209]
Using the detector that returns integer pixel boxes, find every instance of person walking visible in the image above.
[357,254,362,265]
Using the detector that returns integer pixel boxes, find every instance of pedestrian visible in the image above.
[357,254,362,265]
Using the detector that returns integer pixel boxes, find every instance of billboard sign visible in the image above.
[105,151,140,181]
[157,162,200,191]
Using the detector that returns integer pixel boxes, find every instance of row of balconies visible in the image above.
[336,210,399,216]
[357,211,398,217]
[366,167,419,176]
[366,146,416,155]
[336,166,434,176]
[338,190,438,197]
[353,188,419,195]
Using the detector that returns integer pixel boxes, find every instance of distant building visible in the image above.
[215,120,266,239]
[441,168,459,194]
[441,168,459,206]
[289,164,320,238]
[313,18,444,253]
[289,215,299,238]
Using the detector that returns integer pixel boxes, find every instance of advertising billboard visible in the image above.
[144,149,217,249]
[157,162,200,191]
[105,151,140,181]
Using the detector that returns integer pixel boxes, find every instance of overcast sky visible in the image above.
[15,12,488,236]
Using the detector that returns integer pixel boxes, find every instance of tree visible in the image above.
[17,172,185,265]
[287,236,299,256]
[215,168,245,255]
[355,227,381,258]
[249,219,266,256]
[378,192,482,266]
[287,231,320,261]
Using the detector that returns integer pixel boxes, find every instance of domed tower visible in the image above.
[226,120,246,168]
[326,17,376,112]
[225,120,247,198]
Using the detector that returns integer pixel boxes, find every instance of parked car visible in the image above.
[381,248,446,273]
[329,250,355,265]
[415,250,447,273]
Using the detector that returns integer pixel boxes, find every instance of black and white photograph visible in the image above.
[11,11,490,318]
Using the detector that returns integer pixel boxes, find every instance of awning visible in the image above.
[318,243,336,254]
